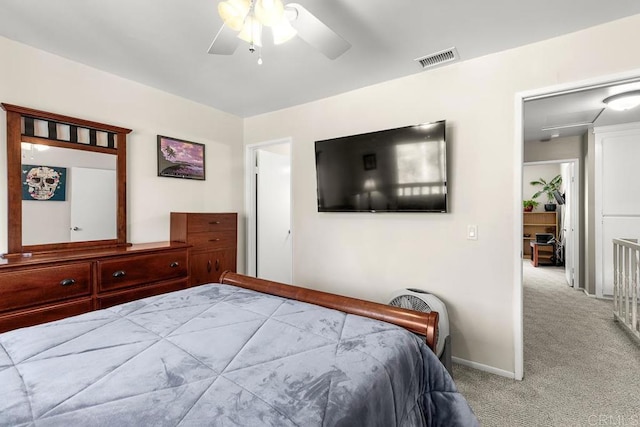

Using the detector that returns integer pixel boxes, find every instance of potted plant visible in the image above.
[523,199,539,212]
[530,174,562,211]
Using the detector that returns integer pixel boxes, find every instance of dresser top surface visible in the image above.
[0,241,190,270]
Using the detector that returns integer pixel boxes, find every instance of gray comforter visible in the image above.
[0,284,478,426]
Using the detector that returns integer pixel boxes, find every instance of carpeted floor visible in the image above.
[452,260,640,426]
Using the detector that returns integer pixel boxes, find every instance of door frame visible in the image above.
[523,158,581,289]
[513,67,640,381]
[244,137,293,278]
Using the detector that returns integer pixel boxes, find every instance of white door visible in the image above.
[562,163,574,287]
[69,167,117,242]
[595,124,640,297]
[256,150,292,283]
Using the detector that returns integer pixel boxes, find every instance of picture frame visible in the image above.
[363,153,377,171]
[22,164,67,201]
[157,135,205,180]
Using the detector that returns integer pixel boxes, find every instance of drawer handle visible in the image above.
[207,260,212,273]
[209,221,221,225]
[60,278,76,286]
[209,238,221,242]
[170,261,180,268]
[215,259,220,271]
[112,270,126,278]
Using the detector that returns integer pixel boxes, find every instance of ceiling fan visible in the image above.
[207,0,351,60]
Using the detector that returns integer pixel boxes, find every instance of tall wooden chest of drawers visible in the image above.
[170,212,238,286]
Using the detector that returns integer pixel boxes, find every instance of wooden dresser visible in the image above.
[0,242,189,333]
[170,212,237,286]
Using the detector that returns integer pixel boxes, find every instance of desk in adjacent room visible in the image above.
[530,241,556,267]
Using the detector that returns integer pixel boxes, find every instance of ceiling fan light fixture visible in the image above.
[254,0,285,27]
[271,16,297,45]
[238,15,263,47]
[218,0,250,31]
[603,90,640,111]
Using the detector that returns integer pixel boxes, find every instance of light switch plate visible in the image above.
[467,224,478,240]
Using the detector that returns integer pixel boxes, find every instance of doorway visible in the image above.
[245,139,293,284]
[523,159,580,289]
[514,70,640,380]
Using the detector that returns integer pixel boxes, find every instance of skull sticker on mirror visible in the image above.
[22,165,67,201]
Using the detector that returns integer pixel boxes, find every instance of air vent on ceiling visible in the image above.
[415,47,459,70]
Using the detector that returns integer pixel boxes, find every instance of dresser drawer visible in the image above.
[187,230,236,251]
[98,250,188,292]
[0,263,92,313]
[97,278,187,309]
[186,213,237,233]
[0,298,93,333]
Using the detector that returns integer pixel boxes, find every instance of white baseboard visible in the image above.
[452,357,517,379]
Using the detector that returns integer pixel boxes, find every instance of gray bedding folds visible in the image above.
[0,284,478,426]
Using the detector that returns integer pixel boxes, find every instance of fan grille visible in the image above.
[389,294,432,312]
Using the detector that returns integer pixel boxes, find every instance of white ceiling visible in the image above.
[1,1,640,118]
[524,79,640,142]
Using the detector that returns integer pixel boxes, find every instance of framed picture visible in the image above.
[157,135,205,180]
[363,153,377,170]
[22,164,67,201]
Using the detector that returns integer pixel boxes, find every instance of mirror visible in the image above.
[21,144,117,245]
[2,103,131,256]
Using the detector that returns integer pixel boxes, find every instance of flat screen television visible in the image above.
[315,120,447,213]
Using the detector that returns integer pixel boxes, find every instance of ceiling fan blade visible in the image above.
[207,24,240,55]
[286,3,351,60]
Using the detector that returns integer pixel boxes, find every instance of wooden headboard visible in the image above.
[219,271,439,353]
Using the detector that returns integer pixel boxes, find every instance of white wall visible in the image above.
[524,135,583,161]
[0,36,245,268]
[244,14,640,373]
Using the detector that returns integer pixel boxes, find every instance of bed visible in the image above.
[0,272,478,426]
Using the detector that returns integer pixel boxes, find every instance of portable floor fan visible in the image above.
[388,288,452,373]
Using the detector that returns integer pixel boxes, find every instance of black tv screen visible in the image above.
[315,120,448,213]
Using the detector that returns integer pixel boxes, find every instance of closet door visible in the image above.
[595,123,640,297]
[256,150,292,284]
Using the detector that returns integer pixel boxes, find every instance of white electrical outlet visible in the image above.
[467,224,478,240]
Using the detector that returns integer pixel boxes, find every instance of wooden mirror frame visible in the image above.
[2,103,132,257]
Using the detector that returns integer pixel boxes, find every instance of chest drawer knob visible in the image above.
[112,270,127,278]
[215,259,220,271]
[209,238,221,242]
[209,221,221,225]
[207,259,212,273]
[170,261,180,268]
[59,278,76,286]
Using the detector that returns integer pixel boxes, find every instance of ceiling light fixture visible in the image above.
[217,0,297,62]
[603,90,640,111]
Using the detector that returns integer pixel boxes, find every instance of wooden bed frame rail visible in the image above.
[220,271,439,353]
